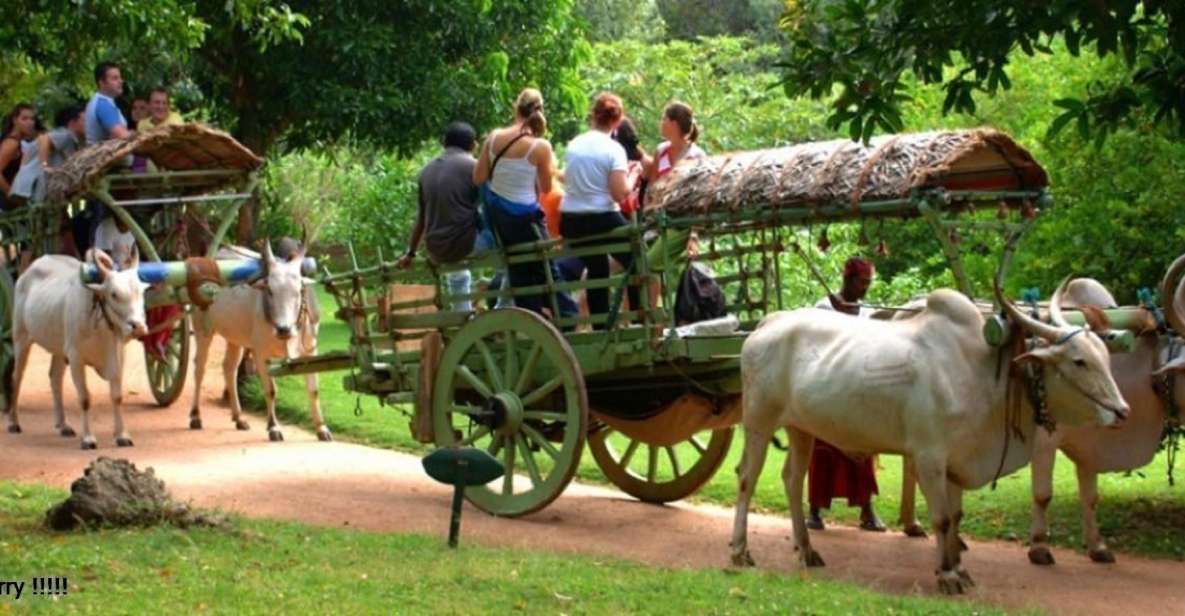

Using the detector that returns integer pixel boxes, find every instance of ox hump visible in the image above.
[922,289,983,328]
[1065,278,1118,310]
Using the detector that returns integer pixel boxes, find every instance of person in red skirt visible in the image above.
[808,257,886,531]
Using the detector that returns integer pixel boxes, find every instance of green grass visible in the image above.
[250,289,1185,561]
[0,481,1013,615]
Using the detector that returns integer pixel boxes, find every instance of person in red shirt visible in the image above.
[808,257,886,532]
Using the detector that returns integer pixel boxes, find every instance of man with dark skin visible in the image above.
[809,256,886,531]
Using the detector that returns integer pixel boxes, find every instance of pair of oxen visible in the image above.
[731,257,1185,594]
[4,240,327,449]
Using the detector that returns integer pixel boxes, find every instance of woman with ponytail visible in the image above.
[647,101,705,181]
[473,88,574,318]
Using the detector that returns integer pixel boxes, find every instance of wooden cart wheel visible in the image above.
[433,308,588,517]
[0,265,14,413]
[145,310,190,406]
[588,425,734,503]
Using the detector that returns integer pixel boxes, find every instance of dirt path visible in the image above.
[1,343,1181,615]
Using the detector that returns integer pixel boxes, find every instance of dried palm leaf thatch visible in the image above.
[46,123,264,204]
[643,129,1048,217]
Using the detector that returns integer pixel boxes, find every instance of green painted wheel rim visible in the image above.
[589,425,733,504]
[433,308,588,517]
[146,311,190,407]
[0,265,13,414]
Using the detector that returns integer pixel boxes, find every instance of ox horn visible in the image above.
[1048,276,1074,328]
[994,273,1062,342]
[261,238,275,275]
[1159,253,1185,335]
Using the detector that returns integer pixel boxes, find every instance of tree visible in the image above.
[5,1,588,240]
[657,0,760,40]
[778,0,1185,142]
[575,0,667,42]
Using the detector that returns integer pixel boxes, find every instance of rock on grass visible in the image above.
[45,457,229,531]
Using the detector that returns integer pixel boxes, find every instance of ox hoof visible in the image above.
[1028,546,1055,566]
[317,429,333,442]
[80,440,97,450]
[937,572,967,595]
[7,424,21,434]
[268,430,284,442]
[235,420,250,431]
[1089,549,1115,564]
[956,568,975,588]
[902,523,927,538]
[189,417,203,430]
[59,426,76,438]
[116,437,134,448]
[730,550,755,568]
[799,548,825,568]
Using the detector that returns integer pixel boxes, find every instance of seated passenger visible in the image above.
[395,122,496,311]
[10,104,85,206]
[138,88,183,132]
[645,101,707,284]
[0,103,38,211]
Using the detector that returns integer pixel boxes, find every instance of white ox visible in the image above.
[897,271,1179,565]
[189,240,329,442]
[730,284,1130,594]
[7,250,148,448]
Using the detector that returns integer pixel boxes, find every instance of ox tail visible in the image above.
[770,435,788,451]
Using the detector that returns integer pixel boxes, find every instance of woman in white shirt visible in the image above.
[473,88,574,318]
[646,101,705,181]
[560,92,641,328]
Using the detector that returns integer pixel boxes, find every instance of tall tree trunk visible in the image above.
[233,110,270,245]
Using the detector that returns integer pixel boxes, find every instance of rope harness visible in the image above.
[991,325,1077,489]
[89,290,119,333]
[1152,336,1183,485]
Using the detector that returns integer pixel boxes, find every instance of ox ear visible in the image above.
[252,276,268,290]
[90,248,115,281]
[1014,344,1059,365]
[1153,355,1185,376]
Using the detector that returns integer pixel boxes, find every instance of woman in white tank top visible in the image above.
[472,89,573,318]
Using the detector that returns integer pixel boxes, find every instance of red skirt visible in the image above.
[140,305,182,358]
[808,438,878,509]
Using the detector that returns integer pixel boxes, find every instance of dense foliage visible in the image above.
[261,33,1185,305]
[780,0,1185,143]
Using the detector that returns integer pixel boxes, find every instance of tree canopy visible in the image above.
[3,1,587,157]
[779,0,1185,142]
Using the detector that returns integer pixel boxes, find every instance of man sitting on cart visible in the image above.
[396,122,500,311]
[808,256,886,532]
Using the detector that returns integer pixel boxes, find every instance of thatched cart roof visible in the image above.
[46,123,263,203]
[643,129,1048,215]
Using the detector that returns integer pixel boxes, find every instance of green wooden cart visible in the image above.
[0,124,263,413]
[273,129,1058,517]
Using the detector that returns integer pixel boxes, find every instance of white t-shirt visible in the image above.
[561,130,628,214]
[94,217,136,269]
[815,296,873,318]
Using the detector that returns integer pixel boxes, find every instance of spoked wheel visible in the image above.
[145,309,190,406]
[433,308,588,517]
[588,425,734,503]
[0,265,14,413]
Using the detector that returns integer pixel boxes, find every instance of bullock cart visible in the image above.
[274,129,1057,517]
[0,124,264,412]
